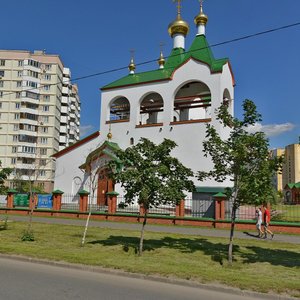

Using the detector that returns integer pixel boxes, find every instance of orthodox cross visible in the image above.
[173,0,182,16]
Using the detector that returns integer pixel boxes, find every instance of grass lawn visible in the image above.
[0,220,299,298]
[272,204,300,222]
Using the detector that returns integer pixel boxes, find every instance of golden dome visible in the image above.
[107,131,112,140]
[194,3,208,26]
[168,15,189,37]
[128,57,135,73]
[157,51,165,68]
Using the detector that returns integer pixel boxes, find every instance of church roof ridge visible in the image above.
[102,35,229,91]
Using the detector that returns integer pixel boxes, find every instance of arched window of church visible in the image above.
[173,81,211,122]
[130,137,134,145]
[109,97,130,122]
[139,92,164,125]
[223,89,233,115]
[72,176,82,194]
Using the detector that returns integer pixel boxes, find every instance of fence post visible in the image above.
[78,190,90,213]
[106,191,119,214]
[52,189,64,211]
[214,192,226,220]
[6,189,17,208]
[176,199,185,217]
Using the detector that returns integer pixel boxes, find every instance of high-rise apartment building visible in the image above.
[282,143,300,188]
[270,148,285,191]
[0,50,80,192]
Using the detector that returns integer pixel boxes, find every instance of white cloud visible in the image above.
[80,125,94,137]
[246,122,295,137]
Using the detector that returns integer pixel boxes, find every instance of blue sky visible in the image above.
[2,0,299,149]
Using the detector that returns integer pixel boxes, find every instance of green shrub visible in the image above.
[21,229,35,241]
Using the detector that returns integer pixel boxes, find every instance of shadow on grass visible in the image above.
[242,246,300,268]
[88,236,239,264]
[88,235,300,268]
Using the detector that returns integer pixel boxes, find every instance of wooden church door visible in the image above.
[97,168,114,206]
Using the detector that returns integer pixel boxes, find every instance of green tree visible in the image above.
[110,138,195,255]
[0,161,12,194]
[198,99,283,264]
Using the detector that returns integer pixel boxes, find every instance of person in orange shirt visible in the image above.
[263,204,274,239]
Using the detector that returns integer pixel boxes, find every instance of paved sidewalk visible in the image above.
[3,214,300,244]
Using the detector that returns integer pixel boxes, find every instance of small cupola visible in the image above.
[168,0,189,49]
[194,0,208,36]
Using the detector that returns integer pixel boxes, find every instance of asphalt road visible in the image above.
[0,257,280,300]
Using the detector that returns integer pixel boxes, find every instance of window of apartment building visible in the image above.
[0,102,2,109]
[12,146,17,153]
[13,124,19,131]
[43,85,50,91]
[23,124,35,131]
[15,103,20,109]
[26,91,39,100]
[11,158,16,164]
[17,70,23,77]
[39,170,46,177]
[13,135,18,142]
[26,81,38,88]
[0,113,1,119]
[16,92,21,98]
[0,81,3,87]
[44,74,51,80]
[28,60,39,68]
[42,127,48,133]
[28,70,38,78]
[40,159,47,166]
[43,95,50,101]
[42,105,49,112]
[14,113,20,120]
[0,60,5,66]
[22,146,35,154]
[0,70,4,77]
[40,148,47,155]
[42,116,49,123]
[18,60,23,67]
[24,113,37,121]
[45,64,51,71]
[0,92,3,98]
[40,137,48,144]
[16,81,22,88]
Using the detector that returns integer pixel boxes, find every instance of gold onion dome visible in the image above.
[194,3,208,26]
[107,131,112,140]
[157,51,165,68]
[128,57,135,73]
[168,15,189,37]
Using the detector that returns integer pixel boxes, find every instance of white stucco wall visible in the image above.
[54,133,102,194]
[100,59,234,190]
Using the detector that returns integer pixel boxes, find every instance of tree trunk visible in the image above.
[27,185,34,232]
[81,210,92,246]
[139,211,147,256]
[228,204,237,265]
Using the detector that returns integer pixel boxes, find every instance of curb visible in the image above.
[0,253,297,300]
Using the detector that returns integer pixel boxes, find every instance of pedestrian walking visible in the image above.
[256,207,264,238]
[263,204,274,239]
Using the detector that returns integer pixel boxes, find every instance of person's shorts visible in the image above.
[256,223,262,230]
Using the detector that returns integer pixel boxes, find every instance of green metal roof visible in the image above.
[79,140,121,170]
[195,187,226,193]
[101,35,228,90]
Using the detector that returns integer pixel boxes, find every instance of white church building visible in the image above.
[53,2,235,205]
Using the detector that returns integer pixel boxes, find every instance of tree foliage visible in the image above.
[0,161,12,194]
[198,99,283,264]
[110,138,195,254]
